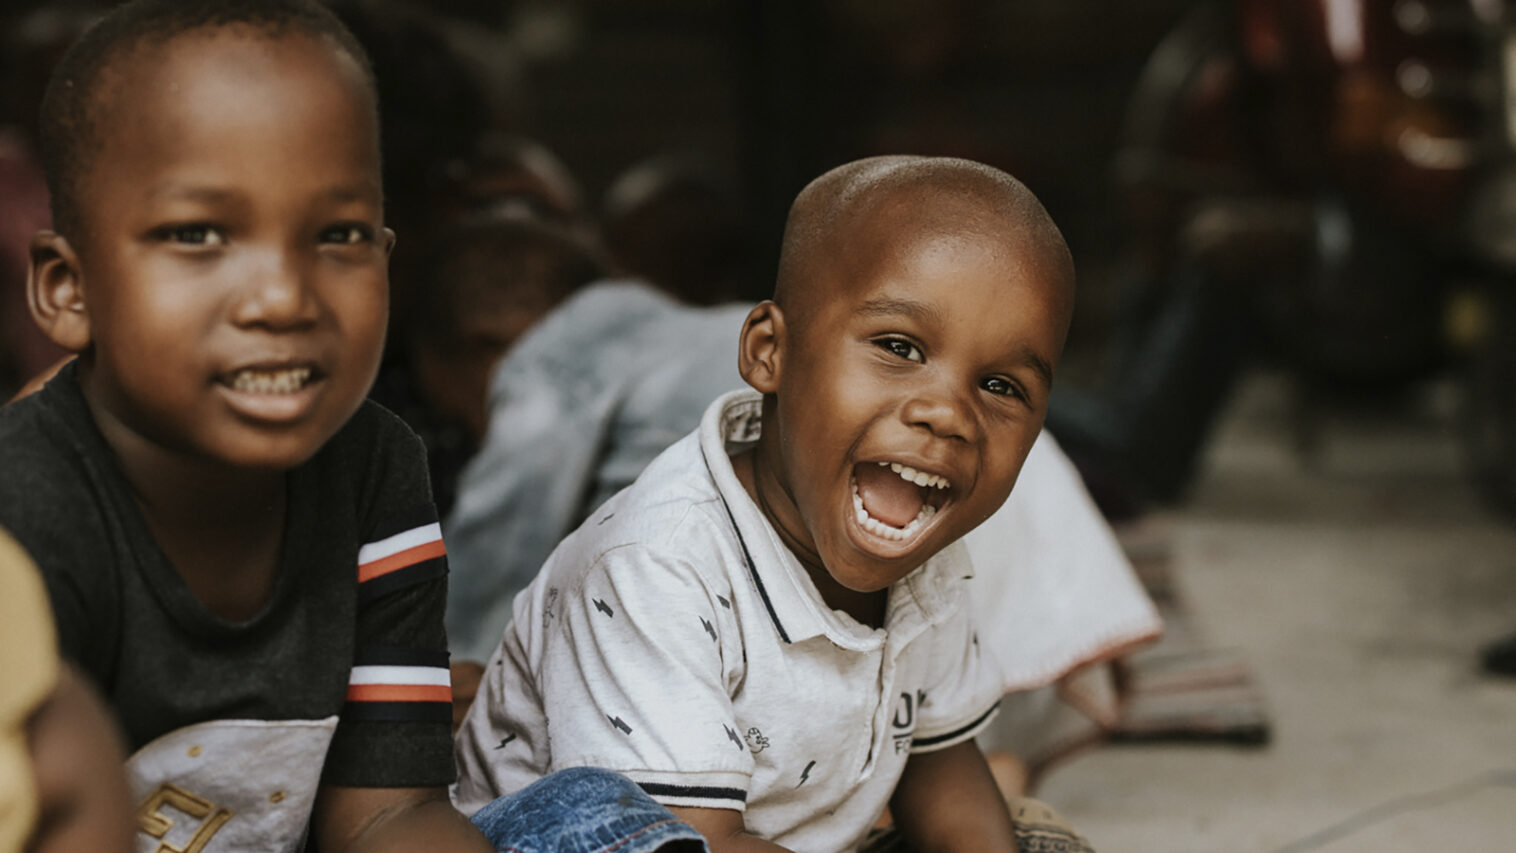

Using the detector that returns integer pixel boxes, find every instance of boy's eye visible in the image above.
[165,225,225,246]
[320,224,374,245]
[980,376,1023,399]
[877,337,924,363]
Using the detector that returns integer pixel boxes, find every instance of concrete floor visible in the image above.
[1039,371,1516,852]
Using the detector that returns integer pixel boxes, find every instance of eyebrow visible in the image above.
[323,182,384,205]
[856,296,944,327]
[1015,345,1055,388]
[857,296,1054,386]
[146,184,239,205]
[145,182,383,206]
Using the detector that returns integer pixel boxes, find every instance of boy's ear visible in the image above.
[27,231,91,352]
[738,299,785,394]
[381,226,397,259]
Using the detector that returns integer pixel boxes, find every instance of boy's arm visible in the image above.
[667,806,792,853]
[888,740,1019,853]
[312,785,491,853]
[26,665,134,853]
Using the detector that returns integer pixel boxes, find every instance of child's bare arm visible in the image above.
[668,806,792,853]
[26,665,133,853]
[313,786,493,853]
[888,741,1019,853]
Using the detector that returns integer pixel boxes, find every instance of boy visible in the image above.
[0,2,700,851]
[455,156,1082,851]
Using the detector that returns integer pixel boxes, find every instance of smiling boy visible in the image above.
[0,2,704,852]
[455,156,1078,852]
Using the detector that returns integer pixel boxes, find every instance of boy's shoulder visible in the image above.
[312,397,431,497]
[0,367,111,536]
[330,395,424,456]
[0,364,87,460]
[548,429,740,586]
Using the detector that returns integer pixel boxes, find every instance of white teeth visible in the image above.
[231,367,311,394]
[887,462,950,490]
[851,479,938,541]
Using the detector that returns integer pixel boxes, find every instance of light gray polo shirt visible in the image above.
[454,390,1001,853]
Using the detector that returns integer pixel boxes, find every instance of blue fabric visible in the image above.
[445,281,752,662]
[469,767,707,853]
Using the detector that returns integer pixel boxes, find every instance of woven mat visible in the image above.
[1108,524,1272,746]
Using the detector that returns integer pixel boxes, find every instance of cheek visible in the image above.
[978,439,1034,509]
[332,280,389,362]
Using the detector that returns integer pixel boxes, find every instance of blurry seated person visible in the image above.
[371,213,604,516]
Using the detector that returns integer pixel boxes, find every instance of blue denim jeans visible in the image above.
[468,767,708,853]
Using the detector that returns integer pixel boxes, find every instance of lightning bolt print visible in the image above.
[796,760,816,788]
[724,725,743,750]
[700,616,717,641]
[608,715,632,735]
[593,598,614,618]
[494,734,517,749]
[717,594,731,609]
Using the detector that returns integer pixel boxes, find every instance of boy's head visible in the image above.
[37,0,377,244]
[28,0,391,472]
[738,155,1075,599]
[408,215,605,442]
[601,153,749,306]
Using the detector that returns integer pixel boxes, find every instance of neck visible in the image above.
[732,446,887,629]
[83,387,288,622]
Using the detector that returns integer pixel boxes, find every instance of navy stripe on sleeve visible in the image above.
[354,646,451,668]
[638,782,748,804]
[911,701,1001,748]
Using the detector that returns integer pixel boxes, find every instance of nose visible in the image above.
[229,249,319,330]
[901,385,977,443]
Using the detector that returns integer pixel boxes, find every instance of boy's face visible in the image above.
[67,30,389,471]
[750,204,1069,597]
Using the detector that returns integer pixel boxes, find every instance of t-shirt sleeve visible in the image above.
[909,594,1004,754]
[322,410,456,788]
[15,497,118,678]
[0,394,120,682]
[538,544,753,812]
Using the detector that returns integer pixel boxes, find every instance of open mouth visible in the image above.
[224,366,317,395]
[850,461,952,542]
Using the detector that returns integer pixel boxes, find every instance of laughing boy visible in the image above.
[455,155,1079,852]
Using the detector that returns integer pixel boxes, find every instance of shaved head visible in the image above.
[733,156,1078,605]
[774,156,1074,333]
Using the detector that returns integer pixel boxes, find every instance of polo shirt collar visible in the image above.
[698,390,971,650]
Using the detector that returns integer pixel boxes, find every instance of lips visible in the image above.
[215,362,325,422]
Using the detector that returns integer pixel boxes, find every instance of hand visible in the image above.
[450,660,485,733]
[27,665,134,853]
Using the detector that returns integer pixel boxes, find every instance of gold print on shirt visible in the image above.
[136,783,235,853]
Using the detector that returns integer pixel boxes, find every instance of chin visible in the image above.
[209,429,331,472]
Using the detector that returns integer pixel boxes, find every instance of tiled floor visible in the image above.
[1038,372,1516,852]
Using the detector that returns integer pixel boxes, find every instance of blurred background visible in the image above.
[4,1,1516,849]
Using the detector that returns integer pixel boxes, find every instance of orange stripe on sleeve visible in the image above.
[357,539,447,584]
[345,683,453,703]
